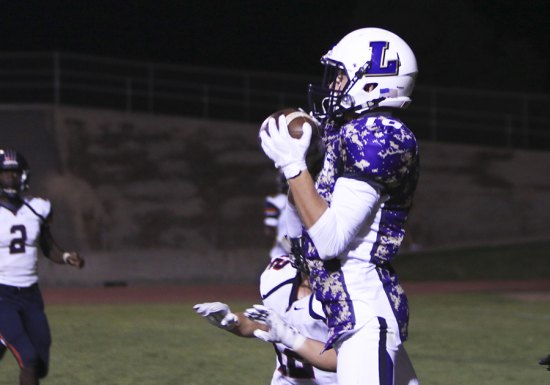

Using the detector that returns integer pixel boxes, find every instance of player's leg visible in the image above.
[0,299,41,384]
[394,344,420,385]
[0,339,6,360]
[19,367,39,385]
[19,286,52,379]
[335,317,398,385]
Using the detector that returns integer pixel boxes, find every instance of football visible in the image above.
[260,108,325,178]
[267,108,319,139]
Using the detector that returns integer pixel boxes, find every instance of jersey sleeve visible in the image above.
[25,197,52,222]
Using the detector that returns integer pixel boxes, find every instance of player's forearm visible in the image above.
[287,171,327,229]
[295,339,337,372]
[46,248,66,264]
[228,313,267,338]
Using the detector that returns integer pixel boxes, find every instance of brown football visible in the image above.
[268,108,319,139]
[260,108,325,178]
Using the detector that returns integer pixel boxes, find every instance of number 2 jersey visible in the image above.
[259,254,337,385]
[0,197,50,287]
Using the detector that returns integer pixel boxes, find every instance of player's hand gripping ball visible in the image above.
[265,108,319,140]
[259,108,324,178]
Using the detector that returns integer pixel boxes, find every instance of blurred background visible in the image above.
[0,1,549,286]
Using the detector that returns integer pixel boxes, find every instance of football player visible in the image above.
[263,171,291,259]
[194,268,337,384]
[194,170,337,384]
[0,148,85,385]
[260,28,421,385]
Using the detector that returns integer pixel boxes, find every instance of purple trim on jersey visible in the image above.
[303,233,356,348]
[307,295,326,322]
[375,265,410,341]
[377,317,393,385]
[261,277,296,301]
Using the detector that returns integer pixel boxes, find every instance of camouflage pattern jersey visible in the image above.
[302,111,420,349]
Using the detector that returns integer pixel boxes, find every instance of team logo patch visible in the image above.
[368,41,399,76]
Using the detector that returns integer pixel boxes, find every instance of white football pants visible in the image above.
[335,317,419,385]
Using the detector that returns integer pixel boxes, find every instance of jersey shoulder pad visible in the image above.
[341,115,418,187]
[24,197,52,219]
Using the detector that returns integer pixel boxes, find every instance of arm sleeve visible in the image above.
[285,201,303,238]
[307,177,382,260]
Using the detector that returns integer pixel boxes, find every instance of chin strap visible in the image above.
[0,191,24,212]
[351,97,387,114]
[289,237,310,275]
[328,96,387,123]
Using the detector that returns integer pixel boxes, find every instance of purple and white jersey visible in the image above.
[0,197,51,287]
[259,255,336,385]
[304,112,419,348]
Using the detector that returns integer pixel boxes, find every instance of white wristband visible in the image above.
[291,334,307,351]
[282,161,307,180]
[62,252,71,263]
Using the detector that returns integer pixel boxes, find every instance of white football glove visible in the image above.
[193,302,239,330]
[259,115,312,180]
[244,304,306,351]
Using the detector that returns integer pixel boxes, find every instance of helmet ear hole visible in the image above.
[363,83,378,93]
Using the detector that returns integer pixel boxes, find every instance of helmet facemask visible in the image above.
[0,171,24,198]
[0,149,30,199]
[308,60,351,123]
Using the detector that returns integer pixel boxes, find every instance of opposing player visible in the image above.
[260,28,421,384]
[263,171,291,259]
[0,149,85,385]
[194,167,337,384]
[194,268,337,384]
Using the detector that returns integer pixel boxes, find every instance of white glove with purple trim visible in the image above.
[193,302,239,330]
[259,115,312,179]
[244,304,306,350]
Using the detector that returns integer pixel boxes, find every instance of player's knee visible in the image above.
[20,350,48,377]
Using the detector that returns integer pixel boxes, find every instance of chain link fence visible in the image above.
[1,51,549,150]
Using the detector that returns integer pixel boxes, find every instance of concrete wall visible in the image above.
[1,105,549,286]
[409,142,550,249]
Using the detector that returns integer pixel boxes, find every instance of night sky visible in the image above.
[1,1,548,93]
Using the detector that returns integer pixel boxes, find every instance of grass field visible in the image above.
[1,242,549,384]
[394,240,550,281]
[0,293,548,385]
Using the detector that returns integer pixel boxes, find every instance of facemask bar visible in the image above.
[308,59,351,122]
[0,150,30,198]
[0,169,26,198]
[308,55,388,123]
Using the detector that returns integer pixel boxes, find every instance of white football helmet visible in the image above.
[308,27,418,121]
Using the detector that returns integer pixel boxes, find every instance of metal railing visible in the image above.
[1,51,549,150]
